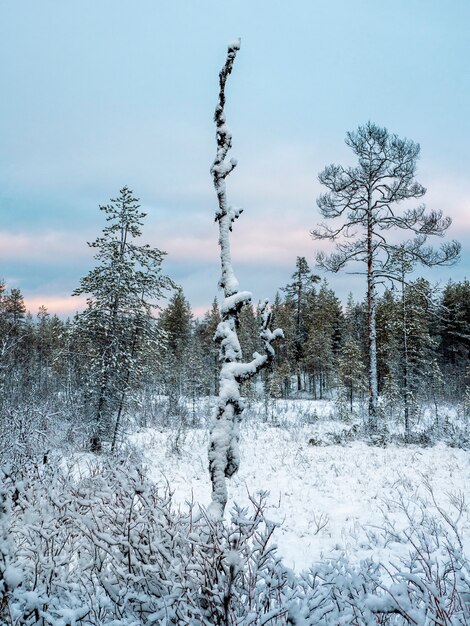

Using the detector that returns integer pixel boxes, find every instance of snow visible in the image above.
[225,548,242,571]
[4,565,22,589]
[133,400,470,573]
[221,290,252,315]
[229,38,241,51]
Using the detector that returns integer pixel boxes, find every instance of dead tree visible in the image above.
[208,40,282,519]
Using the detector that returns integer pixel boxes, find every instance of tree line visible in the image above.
[0,249,468,458]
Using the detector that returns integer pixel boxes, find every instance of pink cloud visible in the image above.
[0,231,91,261]
[162,235,217,262]
[24,294,87,317]
[192,305,211,318]
[159,214,331,267]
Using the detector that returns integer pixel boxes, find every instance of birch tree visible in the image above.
[312,122,460,431]
[208,40,282,519]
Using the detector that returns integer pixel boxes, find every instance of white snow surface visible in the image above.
[132,400,470,573]
[229,37,241,51]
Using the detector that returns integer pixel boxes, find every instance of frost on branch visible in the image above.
[208,41,283,520]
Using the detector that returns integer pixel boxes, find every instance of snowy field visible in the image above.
[132,399,470,573]
[5,398,470,624]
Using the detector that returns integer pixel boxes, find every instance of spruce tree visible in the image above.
[271,292,294,397]
[282,257,319,391]
[305,280,343,398]
[158,287,193,410]
[3,288,26,327]
[404,279,438,405]
[440,280,470,395]
[376,288,401,400]
[338,337,366,413]
[197,299,221,395]
[238,303,261,400]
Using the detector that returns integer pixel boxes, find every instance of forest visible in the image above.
[0,250,469,463]
[1,29,470,626]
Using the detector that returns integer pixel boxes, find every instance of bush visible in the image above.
[1,460,470,625]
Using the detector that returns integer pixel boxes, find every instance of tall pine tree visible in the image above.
[73,186,174,451]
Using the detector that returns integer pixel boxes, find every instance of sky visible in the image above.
[0,0,469,318]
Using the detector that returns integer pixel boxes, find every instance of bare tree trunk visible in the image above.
[296,283,302,391]
[208,40,282,519]
[367,206,378,431]
[401,266,410,439]
[111,323,140,453]
[92,367,110,452]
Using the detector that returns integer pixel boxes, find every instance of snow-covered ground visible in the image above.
[132,399,470,573]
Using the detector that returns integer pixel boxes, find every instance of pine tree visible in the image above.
[73,186,174,451]
[313,122,460,431]
[0,286,29,406]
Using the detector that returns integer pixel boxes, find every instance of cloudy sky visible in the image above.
[1,0,469,317]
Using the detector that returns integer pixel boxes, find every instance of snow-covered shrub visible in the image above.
[2,458,470,625]
[364,486,470,625]
[0,398,88,467]
[2,460,298,624]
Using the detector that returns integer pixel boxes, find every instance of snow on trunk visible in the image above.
[208,40,282,520]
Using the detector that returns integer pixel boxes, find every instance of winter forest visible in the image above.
[2,7,470,626]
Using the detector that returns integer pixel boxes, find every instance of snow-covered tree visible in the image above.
[208,40,282,518]
[305,280,343,398]
[338,337,366,412]
[196,299,221,395]
[439,279,470,396]
[376,288,401,398]
[270,292,294,397]
[158,287,193,405]
[0,287,34,410]
[404,280,439,421]
[73,186,174,451]
[312,122,460,431]
[282,256,319,391]
[238,303,261,399]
